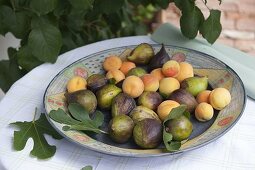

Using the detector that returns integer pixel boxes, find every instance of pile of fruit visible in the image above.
[64,43,231,149]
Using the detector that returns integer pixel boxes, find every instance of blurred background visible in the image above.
[0,0,254,100]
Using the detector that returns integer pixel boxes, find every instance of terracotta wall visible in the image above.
[157,0,255,56]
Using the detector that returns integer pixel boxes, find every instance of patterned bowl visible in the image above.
[44,44,246,157]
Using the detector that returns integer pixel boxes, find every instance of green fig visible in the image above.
[168,89,198,113]
[148,44,170,71]
[133,118,162,149]
[109,115,134,143]
[126,67,147,77]
[65,89,97,114]
[96,84,122,110]
[111,93,136,117]
[130,106,161,124]
[127,43,154,65]
[165,115,193,141]
[181,76,208,96]
[138,91,163,111]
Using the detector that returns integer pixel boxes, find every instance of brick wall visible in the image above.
[157,0,255,56]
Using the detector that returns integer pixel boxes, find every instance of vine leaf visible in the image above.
[200,9,222,44]
[10,111,63,159]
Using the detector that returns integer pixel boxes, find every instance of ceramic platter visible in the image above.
[44,44,246,157]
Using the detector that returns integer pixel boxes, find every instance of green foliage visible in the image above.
[163,105,190,152]
[0,0,222,92]
[10,110,63,159]
[49,103,106,134]
[81,165,93,170]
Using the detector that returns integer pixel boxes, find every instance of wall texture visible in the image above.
[158,0,255,57]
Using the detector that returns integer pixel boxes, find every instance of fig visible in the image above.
[126,67,147,77]
[87,74,108,92]
[111,93,136,117]
[148,44,170,71]
[165,115,193,141]
[171,52,186,63]
[133,118,162,149]
[181,76,208,96]
[65,89,97,114]
[96,84,122,110]
[130,106,160,124]
[138,91,163,111]
[127,43,154,65]
[109,115,134,143]
[168,89,198,113]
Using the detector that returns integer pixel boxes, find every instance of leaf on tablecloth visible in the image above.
[81,165,93,170]
[10,109,63,159]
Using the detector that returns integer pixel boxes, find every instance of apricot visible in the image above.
[157,100,180,121]
[67,76,87,93]
[122,76,144,98]
[159,77,180,97]
[141,74,159,92]
[162,60,180,77]
[119,61,136,75]
[150,68,165,81]
[106,69,125,83]
[176,62,194,82]
[195,102,214,122]
[103,55,122,71]
[196,90,211,104]
[209,88,231,110]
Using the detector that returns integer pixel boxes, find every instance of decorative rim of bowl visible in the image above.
[43,44,247,157]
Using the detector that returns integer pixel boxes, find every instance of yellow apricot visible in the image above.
[103,55,122,71]
[157,100,180,121]
[106,69,125,83]
[67,76,87,93]
[176,62,194,82]
[141,74,159,92]
[150,68,165,81]
[196,90,211,104]
[209,88,231,110]
[162,60,180,77]
[119,61,136,75]
[159,77,180,97]
[195,102,214,122]
[122,76,144,98]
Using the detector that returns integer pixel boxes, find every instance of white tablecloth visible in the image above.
[0,36,254,170]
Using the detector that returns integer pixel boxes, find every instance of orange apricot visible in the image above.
[209,88,231,110]
[119,61,136,75]
[157,100,180,121]
[103,55,122,71]
[162,60,180,77]
[141,74,159,92]
[122,76,144,98]
[176,62,194,82]
[106,69,125,83]
[195,102,214,121]
[196,90,211,104]
[150,68,165,81]
[159,77,180,97]
[67,76,87,93]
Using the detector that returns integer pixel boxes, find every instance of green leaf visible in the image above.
[81,165,93,170]
[67,9,87,31]
[156,0,171,9]
[30,0,58,15]
[200,9,222,44]
[17,45,43,71]
[68,0,94,10]
[28,17,62,63]
[68,103,90,122]
[49,104,105,134]
[180,6,204,39]
[183,111,191,119]
[93,0,125,14]
[49,109,81,125]
[162,105,189,152]
[10,113,63,159]
[0,47,25,92]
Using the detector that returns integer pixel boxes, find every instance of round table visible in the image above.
[0,36,254,170]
